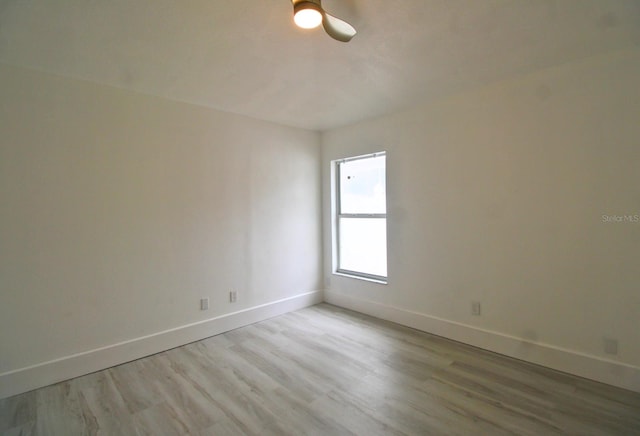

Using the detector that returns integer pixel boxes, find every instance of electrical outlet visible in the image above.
[471,301,481,316]
[603,338,618,355]
[200,298,209,311]
[230,291,237,303]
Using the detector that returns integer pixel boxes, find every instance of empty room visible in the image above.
[1,0,639,434]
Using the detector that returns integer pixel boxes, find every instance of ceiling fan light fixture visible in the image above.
[293,2,323,29]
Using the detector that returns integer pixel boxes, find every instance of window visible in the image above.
[334,152,387,282]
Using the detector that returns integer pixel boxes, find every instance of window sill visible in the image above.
[333,271,387,285]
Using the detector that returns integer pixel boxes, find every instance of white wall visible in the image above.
[0,64,322,397]
[322,48,640,391]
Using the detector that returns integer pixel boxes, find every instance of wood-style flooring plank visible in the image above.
[1,303,639,435]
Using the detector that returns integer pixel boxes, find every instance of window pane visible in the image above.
[340,155,386,214]
[339,217,387,277]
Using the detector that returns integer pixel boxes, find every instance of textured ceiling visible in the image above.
[1,0,639,131]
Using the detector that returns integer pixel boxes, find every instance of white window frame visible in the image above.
[333,152,387,283]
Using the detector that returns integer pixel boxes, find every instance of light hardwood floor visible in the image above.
[1,303,639,435]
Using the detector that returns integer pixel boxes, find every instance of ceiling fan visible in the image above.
[292,0,357,42]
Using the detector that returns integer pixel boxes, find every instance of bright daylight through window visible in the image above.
[335,152,387,282]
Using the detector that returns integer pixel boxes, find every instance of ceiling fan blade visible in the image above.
[322,11,356,42]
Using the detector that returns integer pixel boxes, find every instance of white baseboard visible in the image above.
[0,290,323,399]
[324,290,640,393]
